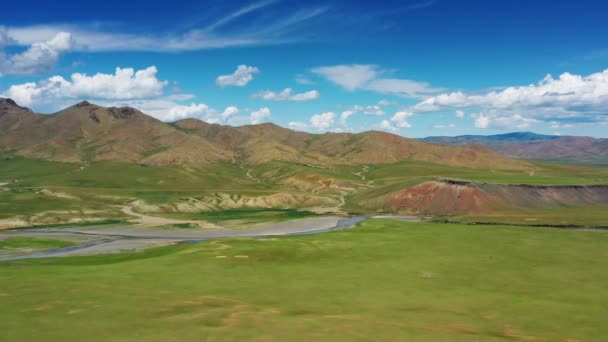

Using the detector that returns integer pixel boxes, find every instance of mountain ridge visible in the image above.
[420,131,607,161]
[0,98,529,170]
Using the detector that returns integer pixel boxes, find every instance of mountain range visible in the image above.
[421,132,608,162]
[0,98,528,170]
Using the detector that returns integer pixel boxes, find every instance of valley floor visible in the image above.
[1,219,607,341]
[0,215,379,260]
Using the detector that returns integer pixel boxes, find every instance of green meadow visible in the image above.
[446,204,608,228]
[0,237,75,249]
[2,157,608,226]
[1,219,607,341]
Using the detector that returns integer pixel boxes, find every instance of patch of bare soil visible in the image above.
[39,189,80,200]
[0,218,28,230]
[120,206,221,228]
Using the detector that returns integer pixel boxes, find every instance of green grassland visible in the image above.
[1,219,607,341]
[367,159,608,185]
[0,237,75,249]
[0,189,82,219]
[2,157,608,227]
[445,204,608,228]
[529,157,608,167]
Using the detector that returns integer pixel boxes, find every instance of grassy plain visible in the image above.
[1,219,607,341]
[0,237,75,249]
[446,204,608,228]
[2,157,608,227]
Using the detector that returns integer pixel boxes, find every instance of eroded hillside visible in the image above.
[0,98,530,170]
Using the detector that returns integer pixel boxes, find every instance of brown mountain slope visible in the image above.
[1,98,529,170]
[496,137,608,159]
[387,180,608,215]
[175,118,529,170]
[0,99,45,135]
[0,100,232,165]
[175,120,334,165]
[305,131,527,169]
[421,133,608,161]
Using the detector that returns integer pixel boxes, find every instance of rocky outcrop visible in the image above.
[388,180,608,214]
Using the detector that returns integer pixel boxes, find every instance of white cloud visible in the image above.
[222,106,239,120]
[377,99,393,106]
[433,123,456,129]
[288,121,309,131]
[380,119,397,132]
[164,103,212,122]
[455,110,465,118]
[311,64,378,91]
[166,93,196,101]
[216,65,259,87]
[366,78,439,99]
[252,87,320,101]
[250,107,271,124]
[310,111,335,130]
[363,105,385,116]
[295,74,314,85]
[0,27,9,47]
[3,66,167,107]
[550,121,574,129]
[2,3,327,53]
[390,111,413,128]
[0,31,73,76]
[473,113,490,128]
[312,64,441,98]
[413,68,608,128]
[340,110,356,125]
[343,104,385,118]
[492,114,538,129]
[470,112,538,130]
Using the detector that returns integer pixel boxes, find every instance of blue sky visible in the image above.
[1,0,608,137]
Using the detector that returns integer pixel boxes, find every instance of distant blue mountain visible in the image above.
[419,132,607,164]
[420,132,559,143]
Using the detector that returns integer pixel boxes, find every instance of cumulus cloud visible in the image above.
[107,99,240,124]
[472,112,538,130]
[310,112,335,130]
[473,113,490,128]
[216,65,259,87]
[222,106,239,120]
[380,120,397,132]
[252,87,320,101]
[163,103,213,122]
[311,64,441,98]
[0,31,72,76]
[390,111,413,128]
[3,66,167,107]
[345,104,386,117]
[250,107,271,124]
[413,68,608,128]
[340,110,356,125]
[455,110,465,118]
[288,121,309,131]
[362,105,385,116]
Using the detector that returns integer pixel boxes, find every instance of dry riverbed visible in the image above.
[1,215,407,261]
